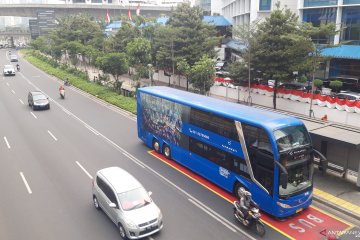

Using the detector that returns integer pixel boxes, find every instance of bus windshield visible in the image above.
[275,125,313,197]
[279,159,313,197]
[274,125,311,152]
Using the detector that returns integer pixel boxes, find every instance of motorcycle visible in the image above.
[16,65,20,71]
[233,200,266,237]
[60,89,65,99]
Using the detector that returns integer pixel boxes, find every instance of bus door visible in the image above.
[242,124,275,210]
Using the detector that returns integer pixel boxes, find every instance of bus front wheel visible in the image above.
[153,139,160,153]
[163,144,171,159]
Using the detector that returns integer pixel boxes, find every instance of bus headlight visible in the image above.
[277,201,292,209]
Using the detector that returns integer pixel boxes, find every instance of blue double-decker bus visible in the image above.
[137,86,324,218]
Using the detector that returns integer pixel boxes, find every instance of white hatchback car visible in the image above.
[92,167,163,239]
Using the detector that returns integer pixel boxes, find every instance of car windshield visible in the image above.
[4,65,13,69]
[118,187,151,211]
[33,94,47,101]
[274,125,310,152]
[279,159,313,197]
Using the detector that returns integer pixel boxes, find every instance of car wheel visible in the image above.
[118,224,128,239]
[93,196,100,210]
[163,144,171,159]
[152,139,160,153]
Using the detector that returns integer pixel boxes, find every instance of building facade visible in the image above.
[222,0,360,80]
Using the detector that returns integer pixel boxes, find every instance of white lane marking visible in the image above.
[20,172,32,194]
[30,112,37,119]
[62,107,71,115]
[6,82,9,86]
[47,130,58,141]
[19,99,24,105]
[188,198,237,233]
[11,89,15,94]
[3,136,11,149]
[85,124,99,136]
[75,161,93,180]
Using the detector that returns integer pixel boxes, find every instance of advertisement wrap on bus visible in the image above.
[137,86,326,218]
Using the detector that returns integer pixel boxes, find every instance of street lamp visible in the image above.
[147,64,154,86]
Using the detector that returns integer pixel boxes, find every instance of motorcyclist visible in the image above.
[238,188,252,224]
[59,85,65,98]
[16,64,20,71]
[64,78,70,86]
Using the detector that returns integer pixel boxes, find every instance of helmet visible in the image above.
[237,187,246,198]
[244,191,252,201]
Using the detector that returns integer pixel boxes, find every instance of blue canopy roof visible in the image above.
[225,40,246,51]
[321,45,360,60]
[106,21,122,29]
[203,16,232,27]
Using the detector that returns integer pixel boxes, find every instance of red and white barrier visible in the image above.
[251,84,360,114]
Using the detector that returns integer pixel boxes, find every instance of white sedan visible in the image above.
[3,65,16,76]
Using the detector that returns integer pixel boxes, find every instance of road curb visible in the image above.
[313,194,360,221]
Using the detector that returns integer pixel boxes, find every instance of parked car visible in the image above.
[278,82,311,92]
[10,54,18,62]
[215,61,228,71]
[28,91,50,110]
[324,76,360,93]
[92,167,163,240]
[336,91,360,101]
[3,64,16,76]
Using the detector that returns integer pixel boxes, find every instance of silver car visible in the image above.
[92,167,163,239]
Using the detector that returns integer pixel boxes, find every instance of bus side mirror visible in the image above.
[313,149,328,172]
[280,172,288,189]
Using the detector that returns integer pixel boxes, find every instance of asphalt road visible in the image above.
[2,49,358,240]
[0,50,272,240]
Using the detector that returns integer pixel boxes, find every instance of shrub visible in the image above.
[313,79,323,88]
[329,80,343,93]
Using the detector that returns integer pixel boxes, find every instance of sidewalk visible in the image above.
[313,169,360,221]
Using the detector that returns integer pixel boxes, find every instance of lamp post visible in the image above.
[147,64,154,86]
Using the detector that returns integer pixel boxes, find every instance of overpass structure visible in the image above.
[0,3,173,19]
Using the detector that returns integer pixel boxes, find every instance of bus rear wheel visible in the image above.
[163,144,171,159]
[153,139,160,153]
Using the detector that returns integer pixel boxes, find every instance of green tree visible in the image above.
[189,55,215,94]
[227,61,248,85]
[30,36,49,53]
[54,14,103,45]
[177,58,191,91]
[252,4,314,109]
[329,80,343,93]
[96,53,128,83]
[109,22,141,52]
[126,38,152,68]
[154,3,220,72]
[64,41,84,66]
[313,79,323,90]
[153,26,178,72]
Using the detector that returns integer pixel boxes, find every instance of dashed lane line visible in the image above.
[20,172,32,194]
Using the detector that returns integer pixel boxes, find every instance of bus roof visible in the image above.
[138,86,304,132]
